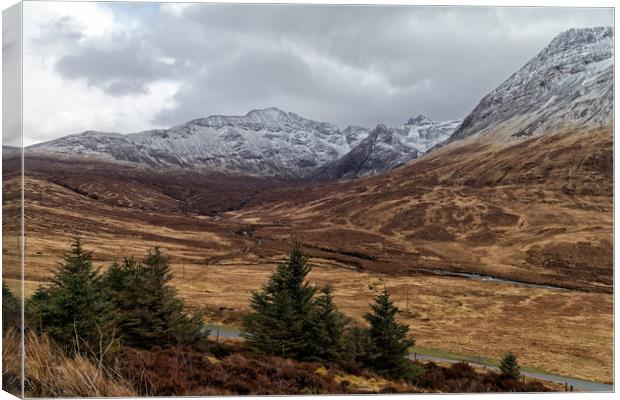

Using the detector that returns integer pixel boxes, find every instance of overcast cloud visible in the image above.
[18,2,613,145]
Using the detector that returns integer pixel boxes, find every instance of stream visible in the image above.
[427,269,571,291]
[204,325,613,392]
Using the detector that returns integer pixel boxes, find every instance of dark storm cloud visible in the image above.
[55,35,180,95]
[43,4,614,130]
[3,3,22,147]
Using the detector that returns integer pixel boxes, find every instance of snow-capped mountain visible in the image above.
[29,108,360,177]
[28,108,459,178]
[313,116,461,180]
[451,26,613,141]
[28,27,609,179]
[342,125,370,148]
[392,115,461,153]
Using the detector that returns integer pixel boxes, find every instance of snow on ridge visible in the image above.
[29,25,612,177]
[29,108,358,176]
[28,108,461,178]
[451,26,614,141]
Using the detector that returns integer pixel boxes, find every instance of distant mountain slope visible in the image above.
[236,28,614,291]
[342,125,370,148]
[29,108,359,177]
[451,26,613,141]
[314,116,461,180]
[27,108,459,179]
[2,145,20,155]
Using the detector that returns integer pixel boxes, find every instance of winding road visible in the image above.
[205,324,613,392]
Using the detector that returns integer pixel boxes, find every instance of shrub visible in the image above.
[416,361,549,393]
[445,361,478,380]
[342,326,373,366]
[499,352,521,380]
[402,361,426,382]
[113,345,351,396]
[2,281,20,333]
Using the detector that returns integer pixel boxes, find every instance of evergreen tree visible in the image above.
[2,281,20,332]
[241,245,320,360]
[499,352,521,380]
[103,247,204,349]
[364,288,413,378]
[308,285,346,361]
[27,237,115,355]
[343,326,373,366]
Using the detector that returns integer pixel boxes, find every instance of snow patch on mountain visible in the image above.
[29,108,360,177]
[313,115,461,180]
[393,115,462,154]
[29,107,459,178]
[451,26,613,141]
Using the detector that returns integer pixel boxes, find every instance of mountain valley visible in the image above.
[2,26,614,385]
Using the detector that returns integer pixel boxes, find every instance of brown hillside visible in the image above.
[235,127,613,292]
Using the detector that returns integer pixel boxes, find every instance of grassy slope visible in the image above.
[2,127,612,384]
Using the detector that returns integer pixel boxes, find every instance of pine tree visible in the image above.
[308,285,346,361]
[103,247,204,349]
[364,288,414,378]
[26,237,115,355]
[2,281,20,332]
[499,352,521,380]
[241,245,321,360]
[343,326,373,365]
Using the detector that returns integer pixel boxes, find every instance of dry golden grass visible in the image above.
[4,127,612,386]
[2,328,22,396]
[167,261,613,384]
[10,177,613,384]
[233,128,613,292]
[333,373,395,392]
[16,330,137,398]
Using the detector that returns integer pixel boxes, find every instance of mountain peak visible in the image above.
[370,124,392,141]
[246,107,289,119]
[450,26,613,141]
[406,114,432,126]
[548,26,612,51]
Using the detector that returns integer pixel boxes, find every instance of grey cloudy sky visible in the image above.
[15,2,614,145]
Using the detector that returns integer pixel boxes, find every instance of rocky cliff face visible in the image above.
[313,116,461,180]
[394,115,461,153]
[451,26,613,141]
[313,124,416,180]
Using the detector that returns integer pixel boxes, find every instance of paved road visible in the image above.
[205,325,613,392]
[409,353,613,392]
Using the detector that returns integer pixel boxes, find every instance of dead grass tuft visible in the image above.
[2,328,22,396]
[23,331,136,397]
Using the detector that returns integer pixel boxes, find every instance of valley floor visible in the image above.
[2,130,613,385]
[6,257,612,384]
[168,263,614,384]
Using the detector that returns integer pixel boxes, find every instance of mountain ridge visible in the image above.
[450,26,613,142]
[24,26,614,180]
[314,115,461,180]
[28,107,460,178]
